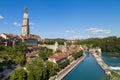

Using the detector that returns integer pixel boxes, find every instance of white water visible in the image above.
[110,66,120,70]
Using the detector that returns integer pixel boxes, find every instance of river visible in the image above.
[102,52,120,67]
[63,51,108,80]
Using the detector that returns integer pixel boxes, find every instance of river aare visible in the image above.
[63,51,108,80]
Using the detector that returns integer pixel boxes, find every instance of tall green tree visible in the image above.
[26,57,46,80]
[39,47,53,61]
[46,61,60,77]
[27,71,34,80]
[10,68,27,80]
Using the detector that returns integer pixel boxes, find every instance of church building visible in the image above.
[21,7,41,46]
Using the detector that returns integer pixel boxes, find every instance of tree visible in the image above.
[39,47,53,61]
[10,68,27,80]
[0,45,5,51]
[58,59,70,69]
[27,71,34,80]
[100,77,106,80]
[73,50,83,60]
[44,38,66,45]
[46,61,60,77]
[0,42,27,66]
[26,57,46,80]
[39,50,46,61]
[74,36,120,57]
[15,42,27,53]
[15,52,26,66]
[109,72,120,80]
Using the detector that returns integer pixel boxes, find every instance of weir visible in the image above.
[110,66,120,70]
[90,48,112,75]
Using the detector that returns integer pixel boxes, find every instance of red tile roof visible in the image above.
[0,33,21,39]
[26,52,37,58]
[20,34,41,40]
[49,47,83,61]
[49,52,68,61]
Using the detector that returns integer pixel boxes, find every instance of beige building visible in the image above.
[0,33,21,46]
[21,7,30,36]
[21,7,41,46]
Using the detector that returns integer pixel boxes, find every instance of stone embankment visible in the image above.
[49,52,86,80]
[92,52,111,75]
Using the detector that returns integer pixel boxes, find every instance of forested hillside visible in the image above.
[74,36,120,56]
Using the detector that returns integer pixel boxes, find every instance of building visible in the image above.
[21,7,29,36]
[26,52,38,62]
[0,33,21,47]
[20,34,41,46]
[0,36,4,44]
[39,42,67,53]
[48,47,82,64]
[0,7,41,47]
[21,7,41,46]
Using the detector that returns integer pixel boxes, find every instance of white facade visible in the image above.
[0,33,9,39]
[21,7,30,36]
[48,58,56,64]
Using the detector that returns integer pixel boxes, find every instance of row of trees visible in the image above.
[10,47,60,80]
[10,68,27,80]
[8,42,84,80]
[10,57,60,80]
[58,50,83,69]
[9,47,84,80]
[58,59,70,69]
[0,42,27,70]
[42,38,66,45]
[73,50,83,60]
[38,47,53,61]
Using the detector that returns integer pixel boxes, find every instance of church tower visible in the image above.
[21,7,30,36]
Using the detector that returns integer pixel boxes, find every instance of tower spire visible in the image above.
[21,7,30,36]
[24,7,28,13]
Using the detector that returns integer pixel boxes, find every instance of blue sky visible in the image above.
[0,0,120,39]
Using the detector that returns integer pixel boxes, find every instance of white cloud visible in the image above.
[65,30,74,33]
[87,28,97,31]
[30,22,35,25]
[87,28,111,34]
[0,15,4,19]
[13,22,21,27]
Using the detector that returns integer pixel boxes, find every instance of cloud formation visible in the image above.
[65,30,74,33]
[29,22,35,25]
[13,22,21,27]
[87,28,111,34]
[0,15,4,19]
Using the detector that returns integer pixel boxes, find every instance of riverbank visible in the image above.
[92,52,112,75]
[49,51,86,80]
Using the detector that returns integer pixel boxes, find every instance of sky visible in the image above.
[0,0,120,39]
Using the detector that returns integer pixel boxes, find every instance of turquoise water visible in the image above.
[102,52,120,67]
[63,52,108,80]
